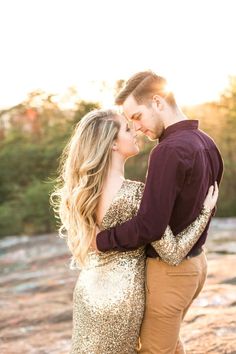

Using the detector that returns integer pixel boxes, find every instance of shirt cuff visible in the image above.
[96,230,111,252]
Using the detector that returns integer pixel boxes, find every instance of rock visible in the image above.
[206,218,236,254]
[181,253,236,354]
[0,218,235,353]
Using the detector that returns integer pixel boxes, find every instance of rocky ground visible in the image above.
[0,218,235,354]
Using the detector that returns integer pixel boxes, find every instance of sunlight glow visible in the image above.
[0,0,235,109]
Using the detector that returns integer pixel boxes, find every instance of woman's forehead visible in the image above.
[117,113,128,125]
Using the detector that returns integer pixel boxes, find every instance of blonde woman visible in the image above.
[51,109,218,354]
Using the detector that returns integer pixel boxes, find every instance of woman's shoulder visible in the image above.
[124,179,145,187]
[124,179,145,194]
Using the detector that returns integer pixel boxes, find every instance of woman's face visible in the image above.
[114,114,140,159]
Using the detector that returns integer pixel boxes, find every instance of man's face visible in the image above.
[122,95,164,140]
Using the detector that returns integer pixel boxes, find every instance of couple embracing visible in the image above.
[52,71,223,353]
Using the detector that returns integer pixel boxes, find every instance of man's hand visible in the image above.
[90,225,100,252]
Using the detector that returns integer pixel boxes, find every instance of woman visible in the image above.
[51,109,218,354]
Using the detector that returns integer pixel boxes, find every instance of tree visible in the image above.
[183,77,236,216]
[0,91,101,237]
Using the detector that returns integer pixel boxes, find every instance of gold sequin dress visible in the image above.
[71,179,211,354]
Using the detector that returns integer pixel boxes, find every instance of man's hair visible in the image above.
[115,70,176,107]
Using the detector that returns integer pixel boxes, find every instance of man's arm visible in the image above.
[97,145,187,252]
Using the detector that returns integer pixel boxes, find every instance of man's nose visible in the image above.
[133,121,141,131]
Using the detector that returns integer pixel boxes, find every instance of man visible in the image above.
[95,71,223,353]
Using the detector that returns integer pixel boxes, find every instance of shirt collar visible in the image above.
[159,120,199,142]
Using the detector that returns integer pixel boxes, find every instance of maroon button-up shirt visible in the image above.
[97,120,224,257]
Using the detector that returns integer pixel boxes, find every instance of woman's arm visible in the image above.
[151,183,218,266]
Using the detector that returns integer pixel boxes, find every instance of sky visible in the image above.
[0,0,236,108]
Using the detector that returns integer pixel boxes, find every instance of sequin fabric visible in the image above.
[71,180,146,354]
[70,180,212,353]
[152,206,211,266]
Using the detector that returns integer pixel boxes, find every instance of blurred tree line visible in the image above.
[0,79,235,237]
[183,76,236,217]
[0,89,100,236]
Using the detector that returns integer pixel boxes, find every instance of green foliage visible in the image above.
[0,78,236,238]
[21,179,56,235]
[0,201,24,236]
[125,138,156,181]
[183,76,236,217]
[0,93,100,237]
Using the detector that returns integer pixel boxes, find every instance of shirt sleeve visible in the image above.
[96,144,187,251]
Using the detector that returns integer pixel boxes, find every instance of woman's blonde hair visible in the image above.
[50,109,120,267]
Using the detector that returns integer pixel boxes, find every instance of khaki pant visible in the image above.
[139,252,207,354]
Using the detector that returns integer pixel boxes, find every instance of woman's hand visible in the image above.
[203,182,219,211]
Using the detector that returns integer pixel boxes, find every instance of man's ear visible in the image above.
[152,95,164,110]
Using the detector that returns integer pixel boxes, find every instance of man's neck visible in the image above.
[164,107,188,130]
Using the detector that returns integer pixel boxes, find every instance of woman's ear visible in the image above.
[112,142,118,151]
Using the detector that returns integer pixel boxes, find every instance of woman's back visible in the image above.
[71,180,146,354]
[95,177,125,228]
